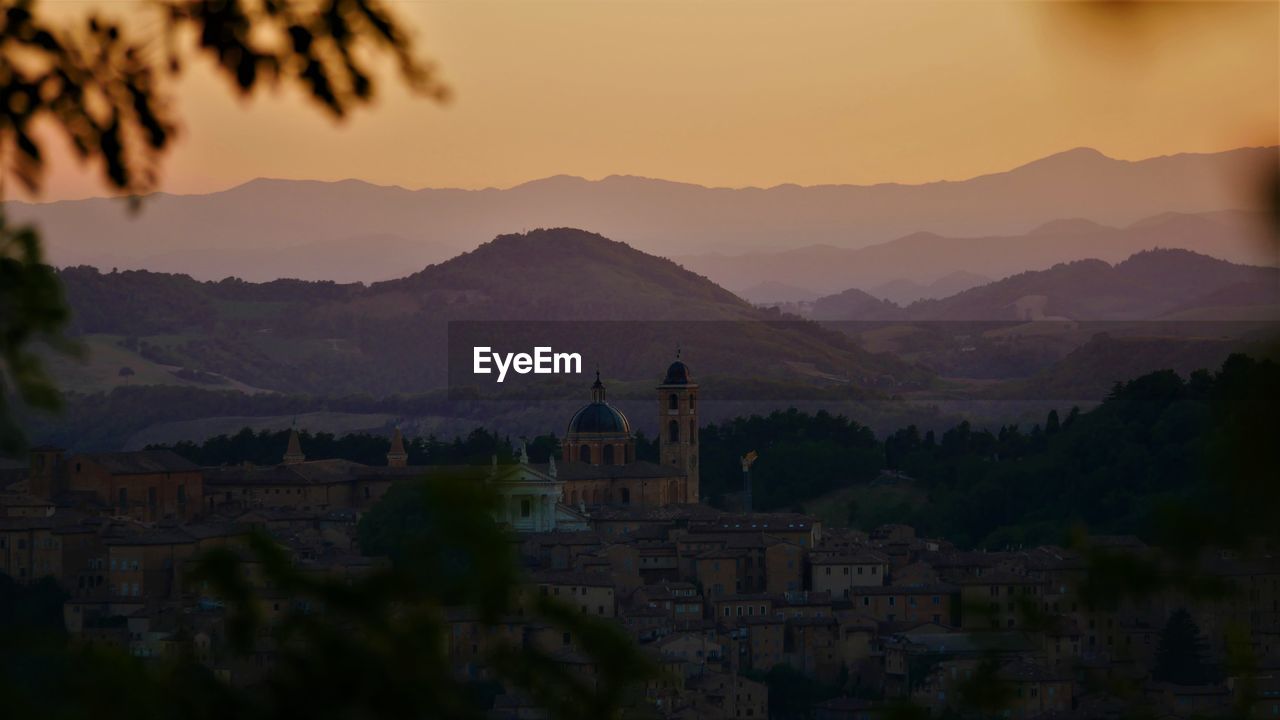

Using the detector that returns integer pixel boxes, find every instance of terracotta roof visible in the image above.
[78,451,199,475]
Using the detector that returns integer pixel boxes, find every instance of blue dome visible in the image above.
[567,402,632,435]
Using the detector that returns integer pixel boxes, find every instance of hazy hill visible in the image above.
[809,288,904,322]
[901,248,1279,321]
[7,146,1274,282]
[684,210,1277,296]
[738,281,821,305]
[869,271,991,305]
[53,229,920,397]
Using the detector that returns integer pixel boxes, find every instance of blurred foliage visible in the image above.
[0,475,656,720]
[0,213,76,453]
[0,0,446,450]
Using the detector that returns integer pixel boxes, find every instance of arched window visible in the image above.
[668,393,679,411]
[620,487,631,505]
[690,420,697,445]
[668,420,680,442]
[578,445,591,464]
[603,445,615,465]
[689,394,697,411]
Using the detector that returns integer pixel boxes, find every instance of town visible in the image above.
[1,356,1276,719]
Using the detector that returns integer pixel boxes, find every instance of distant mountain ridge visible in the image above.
[807,248,1280,321]
[6,145,1274,282]
[681,209,1277,296]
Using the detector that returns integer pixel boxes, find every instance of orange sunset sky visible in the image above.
[34,0,1280,201]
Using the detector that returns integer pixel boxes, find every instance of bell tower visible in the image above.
[658,350,699,504]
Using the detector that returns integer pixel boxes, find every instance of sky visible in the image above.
[31,0,1280,201]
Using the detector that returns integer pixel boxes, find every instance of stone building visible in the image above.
[557,356,697,508]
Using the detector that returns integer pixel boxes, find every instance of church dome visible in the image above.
[567,401,632,435]
[567,371,632,435]
[662,360,692,385]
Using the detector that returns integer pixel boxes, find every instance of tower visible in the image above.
[387,427,408,468]
[658,350,699,503]
[283,427,305,465]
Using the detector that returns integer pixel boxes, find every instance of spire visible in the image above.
[283,428,305,465]
[591,368,606,403]
[387,427,408,468]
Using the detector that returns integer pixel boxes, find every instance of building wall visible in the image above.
[0,525,61,583]
[68,461,203,523]
[812,559,888,598]
[849,589,955,625]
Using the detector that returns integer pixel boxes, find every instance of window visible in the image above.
[668,420,680,442]
[578,445,591,463]
[668,393,679,411]
[620,487,630,505]
[603,445,615,464]
[520,499,531,518]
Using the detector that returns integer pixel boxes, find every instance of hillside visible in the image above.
[903,248,1279,321]
[52,229,923,398]
[869,271,991,305]
[7,146,1274,282]
[809,288,904,322]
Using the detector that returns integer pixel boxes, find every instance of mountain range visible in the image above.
[7,146,1274,283]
